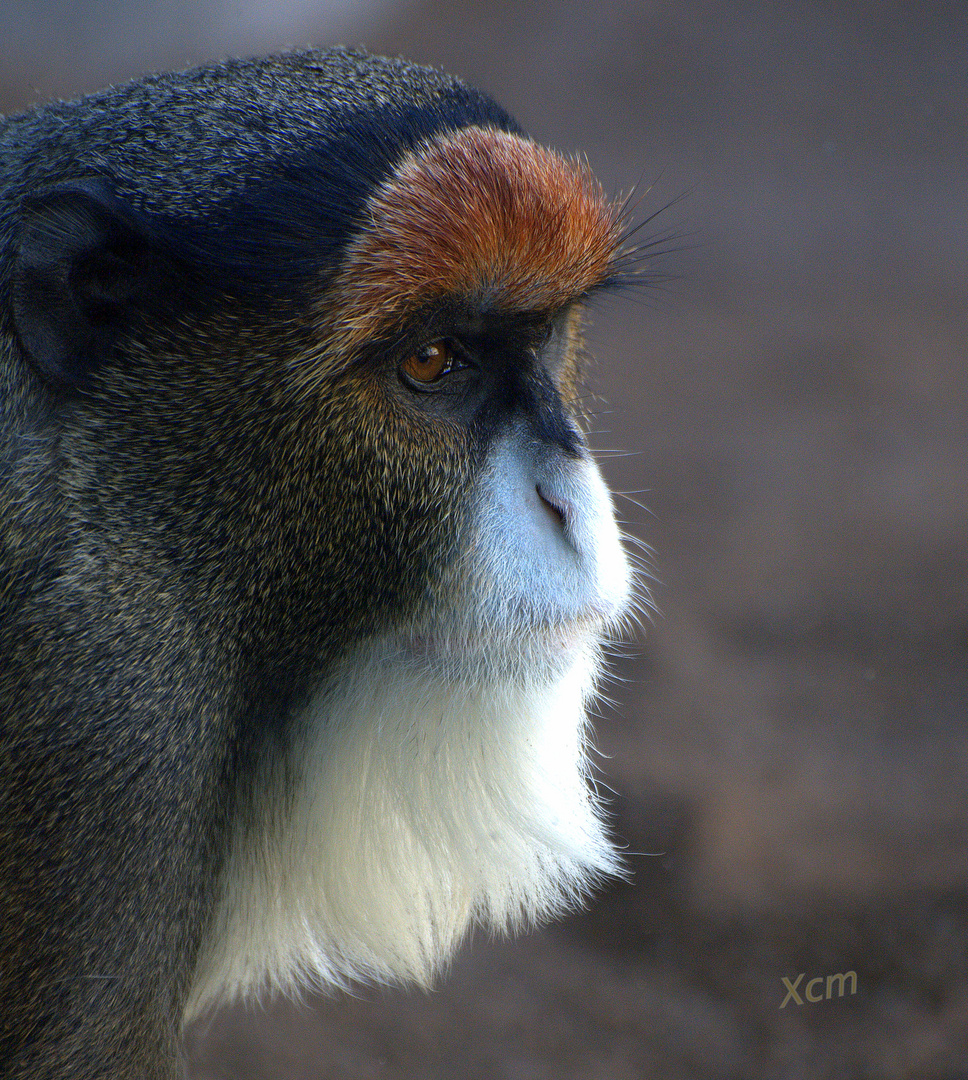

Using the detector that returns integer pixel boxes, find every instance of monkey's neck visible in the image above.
[184,632,618,1020]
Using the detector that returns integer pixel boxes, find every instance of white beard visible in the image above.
[183,631,620,1021]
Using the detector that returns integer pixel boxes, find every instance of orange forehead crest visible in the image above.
[321,127,623,358]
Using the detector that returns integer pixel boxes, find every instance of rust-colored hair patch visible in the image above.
[320,126,623,360]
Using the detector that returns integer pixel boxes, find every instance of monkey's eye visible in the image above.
[400,340,459,389]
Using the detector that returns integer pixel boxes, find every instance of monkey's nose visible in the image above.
[536,485,567,530]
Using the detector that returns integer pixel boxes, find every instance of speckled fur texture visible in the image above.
[0,48,634,1079]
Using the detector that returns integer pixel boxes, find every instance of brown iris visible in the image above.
[401,340,454,384]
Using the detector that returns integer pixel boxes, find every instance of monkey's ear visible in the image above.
[11,179,154,389]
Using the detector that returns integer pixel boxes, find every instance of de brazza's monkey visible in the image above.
[0,47,638,1078]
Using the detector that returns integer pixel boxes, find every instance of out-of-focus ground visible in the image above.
[5,2,966,1076]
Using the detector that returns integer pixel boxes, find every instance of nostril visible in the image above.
[536,485,566,529]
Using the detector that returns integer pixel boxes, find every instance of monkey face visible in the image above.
[282,125,632,685]
[285,303,630,673]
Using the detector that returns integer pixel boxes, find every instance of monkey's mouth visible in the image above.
[395,613,604,667]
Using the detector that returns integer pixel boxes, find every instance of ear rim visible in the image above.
[10,177,154,391]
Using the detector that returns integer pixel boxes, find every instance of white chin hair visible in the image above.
[184,633,620,1021]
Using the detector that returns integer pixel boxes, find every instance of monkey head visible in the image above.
[0,48,640,1071]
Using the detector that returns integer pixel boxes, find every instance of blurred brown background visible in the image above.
[4,2,966,1076]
